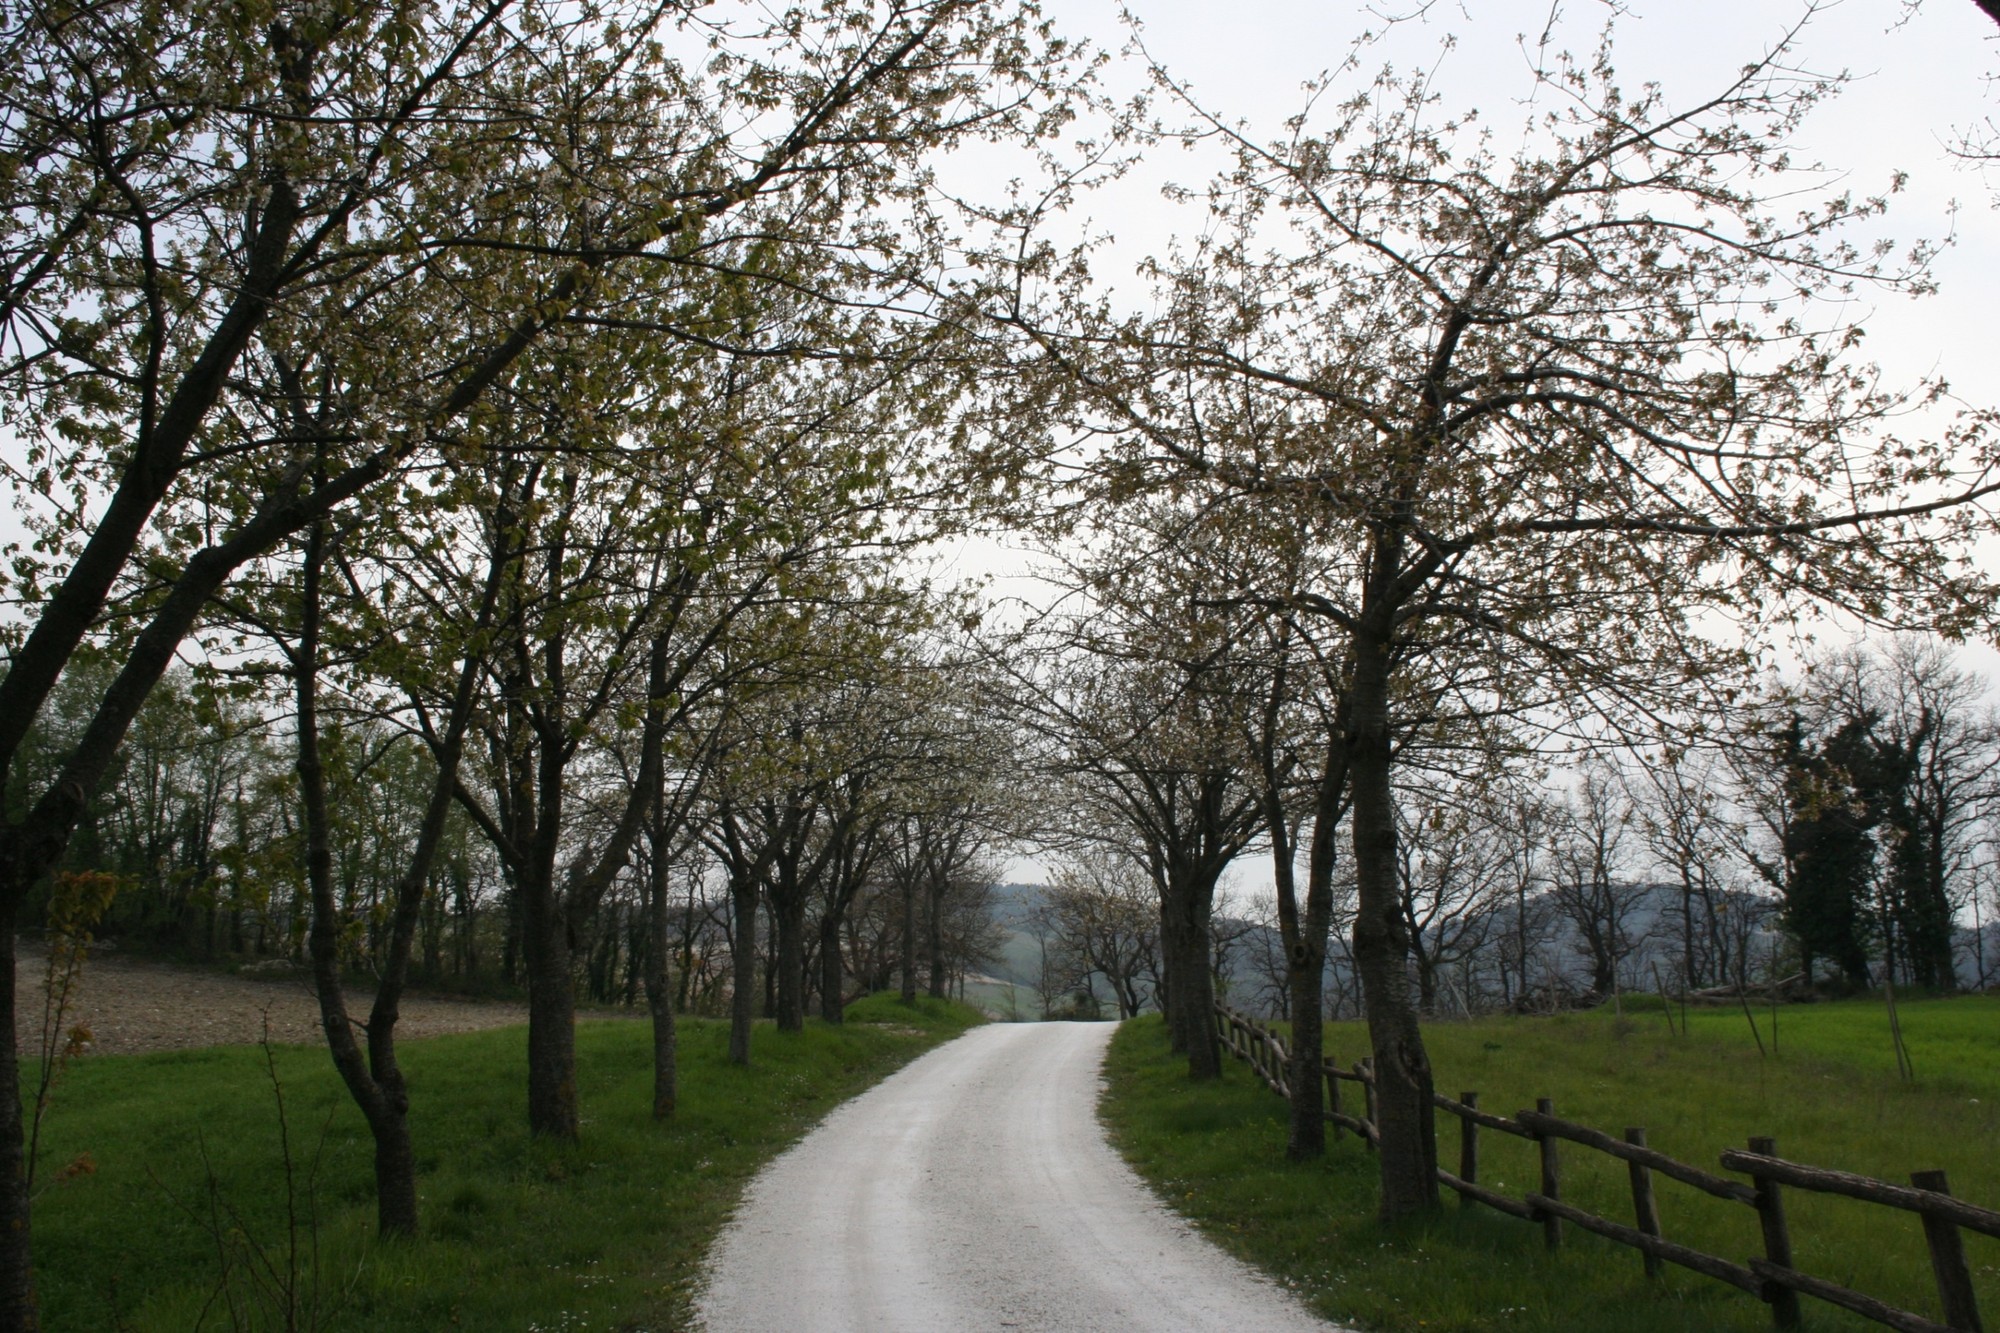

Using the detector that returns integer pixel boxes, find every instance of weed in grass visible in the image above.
[31,993,982,1331]
[148,1025,357,1333]
[29,870,120,1198]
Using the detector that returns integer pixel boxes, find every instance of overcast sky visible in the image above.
[1034,0,1999,398]
[990,1,2000,883]
[3,2,1993,886]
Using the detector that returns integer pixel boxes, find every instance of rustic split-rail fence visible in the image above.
[1213,1004,1998,1333]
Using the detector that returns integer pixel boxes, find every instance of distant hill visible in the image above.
[986,882,1047,987]
[980,875,1996,1022]
[989,881,1047,927]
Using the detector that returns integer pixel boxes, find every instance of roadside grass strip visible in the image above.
[1100,998,2000,1333]
[29,994,982,1332]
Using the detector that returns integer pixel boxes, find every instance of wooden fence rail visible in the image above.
[1210,1004,1997,1333]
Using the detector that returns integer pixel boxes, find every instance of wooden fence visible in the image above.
[1212,1004,1998,1333]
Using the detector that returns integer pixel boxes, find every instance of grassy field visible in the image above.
[1101,996,2000,1333]
[29,993,981,1332]
[961,975,1040,1020]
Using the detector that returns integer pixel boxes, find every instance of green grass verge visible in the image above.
[1101,997,2000,1333]
[31,993,981,1332]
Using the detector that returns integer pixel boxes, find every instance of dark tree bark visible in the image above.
[1156,866,1224,1078]
[641,753,710,1117]
[1148,762,1258,1083]
[899,860,921,1002]
[645,842,679,1118]
[1348,607,1439,1221]
[729,874,759,1064]
[0,899,30,1331]
[772,876,811,1030]
[709,801,782,1066]
[818,913,848,1021]
[816,819,880,1022]
[521,885,583,1136]
[1259,688,1350,1160]
[925,875,950,1000]
[465,622,671,1138]
[275,400,513,1236]
[1041,659,1261,1081]
[761,904,779,1019]
[1252,622,1355,1159]
[1155,885,1180,1050]
[297,527,407,1235]
[757,782,857,1032]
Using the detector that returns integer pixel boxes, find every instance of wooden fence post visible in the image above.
[1459,1093,1480,1209]
[1359,1060,1377,1150]
[1911,1169,1983,1333]
[1748,1136,1801,1328]
[1625,1127,1662,1278]
[1327,1064,1343,1142]
[1537,1098,1562,1250]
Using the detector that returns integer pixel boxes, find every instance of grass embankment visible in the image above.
[1102,997,2000,1333]
[31,993,981,1331]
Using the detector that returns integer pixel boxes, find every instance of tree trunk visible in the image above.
[302,722,420,1233]
[1285,934,1328,1149]
[503,623,670,1128]
[522,888,579,1138]
[1159,899,1183,1042]
[645,838,677,1118]
[1513,884,1529,1005]
[925,878,947,1000]
[774,889,808,1031]
[1159,870,1222,1080]
[1253,629,1333,1159]
[761,910,778,1018]
[1415,953,1439,1013]
[1349,621,1439,1222]
[819,913,846,1023]
[1285,740,1348,1160]
[297,516,471,1237]
[1681,880,1700,990]
[0,523,303,1324]
[1185,906,1221,1079]
[899,869,918,1002]
[1588,934,1616,997]
[1156,891,1181,1049]
[729,877,758,1065]
[0,900,34,1331]
[1914,821,1954,990]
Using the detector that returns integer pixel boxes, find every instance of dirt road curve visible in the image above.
[697,1022,1346,1333]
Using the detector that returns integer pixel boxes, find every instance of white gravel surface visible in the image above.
[696,1020,1348,1332]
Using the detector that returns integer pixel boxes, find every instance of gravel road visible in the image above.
[696,1021,1346,1332]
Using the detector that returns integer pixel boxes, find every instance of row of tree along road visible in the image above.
[4,1,2000,1329]
[1030,634,2000,1026]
